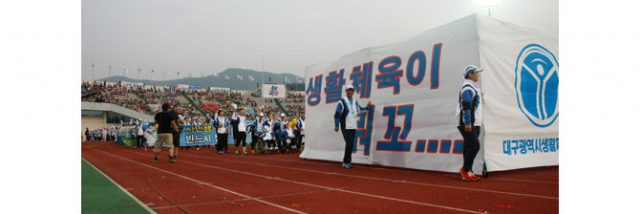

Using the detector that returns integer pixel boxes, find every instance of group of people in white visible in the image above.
[85,104,306,157]
[213,104,306,156]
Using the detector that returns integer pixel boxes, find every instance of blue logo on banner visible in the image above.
[515,44,559,128]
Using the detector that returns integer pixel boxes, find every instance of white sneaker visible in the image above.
[196,147,200,150]
[269,147,274,150]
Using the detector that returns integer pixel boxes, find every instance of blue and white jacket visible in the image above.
[213,117,231,134]
[296,117,305,135]
[456,80,482,127]
[334,97,368,130]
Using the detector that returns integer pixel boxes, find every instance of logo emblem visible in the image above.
[515,44,559,127]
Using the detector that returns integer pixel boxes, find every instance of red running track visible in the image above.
[81,142,558,214]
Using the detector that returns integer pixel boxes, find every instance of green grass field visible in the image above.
[81,159,152,214]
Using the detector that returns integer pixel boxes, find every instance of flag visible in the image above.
[91,63,95,68]
[237,75,243,80]
[151,69,154,73]
[285,77,289,83]
[109,62,112,69]
[177,71,181,76]
[225,75,229,80]
[249,75,254,82]
[297,77,301,83]
[138,68,142,73]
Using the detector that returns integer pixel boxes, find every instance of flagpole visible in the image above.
[108,61,111,79]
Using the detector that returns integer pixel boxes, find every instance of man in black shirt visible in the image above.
[154,103,179,163]
[170,106,184,158]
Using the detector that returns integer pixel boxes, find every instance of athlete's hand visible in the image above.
[367,101,372,108]
[334,127,339,132]
[465,125,472,133]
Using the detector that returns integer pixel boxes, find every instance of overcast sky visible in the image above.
[81,0,558,81]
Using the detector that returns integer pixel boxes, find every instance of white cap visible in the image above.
[463,65,484,77]
[259,113,264,117]
[280,113,286,117]
[345,85,355,91]
[231,103,238,109]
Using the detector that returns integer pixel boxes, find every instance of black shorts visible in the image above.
[173,132,181,147]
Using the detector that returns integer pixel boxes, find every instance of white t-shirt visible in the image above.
[217,117,227,134]
[236,116,247,132]
[262,130,273,140]
[286,128,295,138]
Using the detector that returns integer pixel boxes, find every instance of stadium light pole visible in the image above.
[477,0,500,17]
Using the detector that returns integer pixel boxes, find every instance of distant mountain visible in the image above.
[99,68,305,91]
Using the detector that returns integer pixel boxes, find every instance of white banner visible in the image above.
[302,15,484,173]
[177,84,190,89]
[262,84,286,98]
[209,87,231,93]
[478,16,559,171]
[121,81,144,88]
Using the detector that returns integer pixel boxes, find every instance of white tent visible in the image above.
[301,14,558,173]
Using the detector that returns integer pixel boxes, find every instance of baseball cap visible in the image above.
[259,113,264,117]
[464,65,484,77]
[280,113,286,117]
[345,85,355,91]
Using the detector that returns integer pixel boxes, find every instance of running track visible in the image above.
[81,142,558,214]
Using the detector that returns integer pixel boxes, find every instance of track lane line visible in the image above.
[86,146,308,214]
[174,152,559,200]
[238,153,559,184]
[100,146,483,214]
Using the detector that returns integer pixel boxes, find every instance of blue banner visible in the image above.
[181,124,216,146]
[180,121,254,146]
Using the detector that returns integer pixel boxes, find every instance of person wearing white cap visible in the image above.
[456,65,484,181]
[259,124,275,151]
[213,110,230,154]
[334,85,371,169]
[250,112,265,153]
[274,113,288,153]
[230,107,249,155]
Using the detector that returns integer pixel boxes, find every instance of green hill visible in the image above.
[99,68,305,91]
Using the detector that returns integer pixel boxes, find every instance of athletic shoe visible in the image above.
[196,147,200,150]
[342,163,353,169]
[235,150,239,155]
[170,156,175,163]
[153,157,158,162]
[243,151,248,156]
[468,171,480,181]
[460,168,479,181]
[269,147,274,150]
